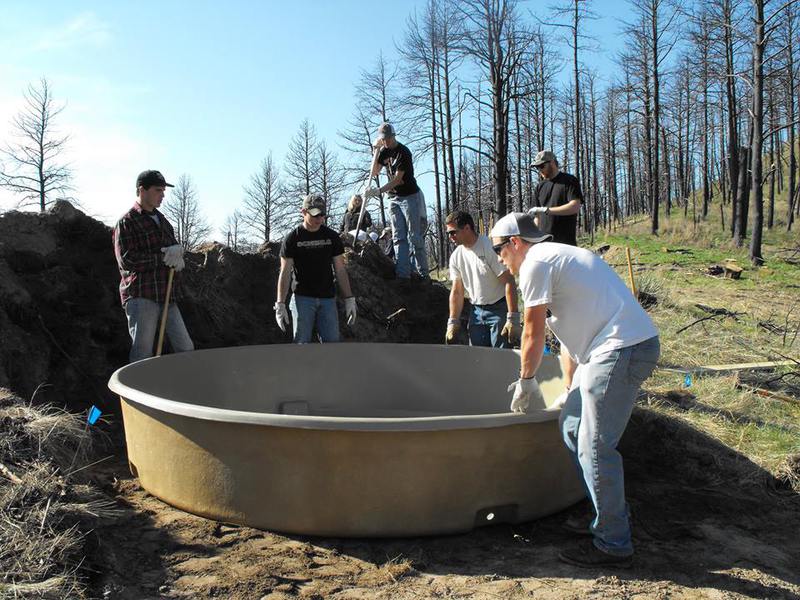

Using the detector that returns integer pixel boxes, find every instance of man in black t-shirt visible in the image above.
[528,150,583,246]
[364,122,429,279]
[275,195,357,343]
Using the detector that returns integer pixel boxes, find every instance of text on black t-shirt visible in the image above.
[280,225,345,298]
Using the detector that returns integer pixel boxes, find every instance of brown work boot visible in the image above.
[558,539,633,569]
[561,511,593,536]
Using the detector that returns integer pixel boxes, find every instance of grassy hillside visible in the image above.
[595,200,799,484]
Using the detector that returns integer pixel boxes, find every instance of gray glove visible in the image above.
[364,186,380,199]
[274,301,290,332]
[501,312,521,345]
[528,206,548,215]
[507,377,545,413]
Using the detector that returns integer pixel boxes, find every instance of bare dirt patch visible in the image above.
[84,407,800,600]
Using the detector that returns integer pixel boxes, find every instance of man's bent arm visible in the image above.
[547,198,581,216]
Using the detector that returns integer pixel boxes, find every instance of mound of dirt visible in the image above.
[0,202,448,413]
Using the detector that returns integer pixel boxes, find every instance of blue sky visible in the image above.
[0,1,623,236]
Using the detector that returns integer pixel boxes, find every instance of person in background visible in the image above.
[445,210,520,348]
[341,194,372,235]
[113,170,194,363]
[490,211,660,569]
[275,194,357,343]
[528,150,584,396]
[364,122,428,279]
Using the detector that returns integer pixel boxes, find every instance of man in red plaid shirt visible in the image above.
[113,170,194,362]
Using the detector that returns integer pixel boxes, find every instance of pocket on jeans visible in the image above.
[626,338,660,385]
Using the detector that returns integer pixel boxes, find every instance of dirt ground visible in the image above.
[85,408,800,600]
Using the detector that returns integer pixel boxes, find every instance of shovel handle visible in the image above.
[155,268,175,357]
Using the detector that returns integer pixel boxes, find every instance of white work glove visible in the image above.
[161,244,183,267]
[501,312,522,345]
[507,377,545,414]
[344,297,357,326]
[445,318,460,344]
[363,186,380,199]
[274,301,290,332]
[528,206,548,215]
[552,391,569,409]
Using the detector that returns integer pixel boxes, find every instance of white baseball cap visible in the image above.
[489,212,553,243]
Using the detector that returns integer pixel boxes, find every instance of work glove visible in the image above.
[344,297,357,326]
[161,245,185,272]
[501,312,522,345]
[445,318,460,344]
[507,377,545,414]
[528,206,548,215]
[363,186,380,199]
[552,391,569,409]
[274,301,290,332]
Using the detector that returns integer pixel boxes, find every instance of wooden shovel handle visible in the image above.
[155,268,175,357]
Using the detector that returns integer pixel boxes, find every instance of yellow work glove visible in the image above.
[445,318,460,344]
[502,312,522,346]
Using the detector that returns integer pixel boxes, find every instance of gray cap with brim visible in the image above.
[489,212,552,243]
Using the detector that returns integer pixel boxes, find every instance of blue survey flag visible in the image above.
[87,405,102,425]
[684,374,692,388]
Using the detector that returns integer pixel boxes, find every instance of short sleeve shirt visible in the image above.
[280,225,345,298]
[518,243,658,363]
[531,172,583,246]
[448,235,508,305]
[377,142,419,197]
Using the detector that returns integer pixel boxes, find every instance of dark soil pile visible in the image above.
[0,202,448,413]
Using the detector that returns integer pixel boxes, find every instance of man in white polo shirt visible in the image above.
[489,211,660,569]
[445,210,520,347]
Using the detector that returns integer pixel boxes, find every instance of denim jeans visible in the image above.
[468,299,510,348]
[389,190,428,278]
[290,294,340,343]
[558,336,660,556]
[124,297,194,363]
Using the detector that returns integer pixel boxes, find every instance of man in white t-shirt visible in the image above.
[489,212,660,569]
[445,210,520,347]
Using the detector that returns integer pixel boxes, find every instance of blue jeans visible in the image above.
[124,297,194,363]
[389,190,428,278]
[468,299,510,348]
[558,336,660,556]
[290,295,339,343]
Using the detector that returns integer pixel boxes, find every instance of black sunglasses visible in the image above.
[446,229,459,237]
[492,240,510,255]
[535,161,552,170]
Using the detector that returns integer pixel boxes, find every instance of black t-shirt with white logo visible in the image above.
[377,142,419,197]
[531,172,584,246]
[280,225,345,298]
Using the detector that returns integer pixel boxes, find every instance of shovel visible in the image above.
[155,268,175,357]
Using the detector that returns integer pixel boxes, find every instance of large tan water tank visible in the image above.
[109,343,584,537]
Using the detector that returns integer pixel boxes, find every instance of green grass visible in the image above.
[589,202,800,482]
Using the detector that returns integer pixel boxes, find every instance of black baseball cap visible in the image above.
[136,170,174,189]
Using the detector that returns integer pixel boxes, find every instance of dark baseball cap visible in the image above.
[136,170,174,189]
[302,194,326,216]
